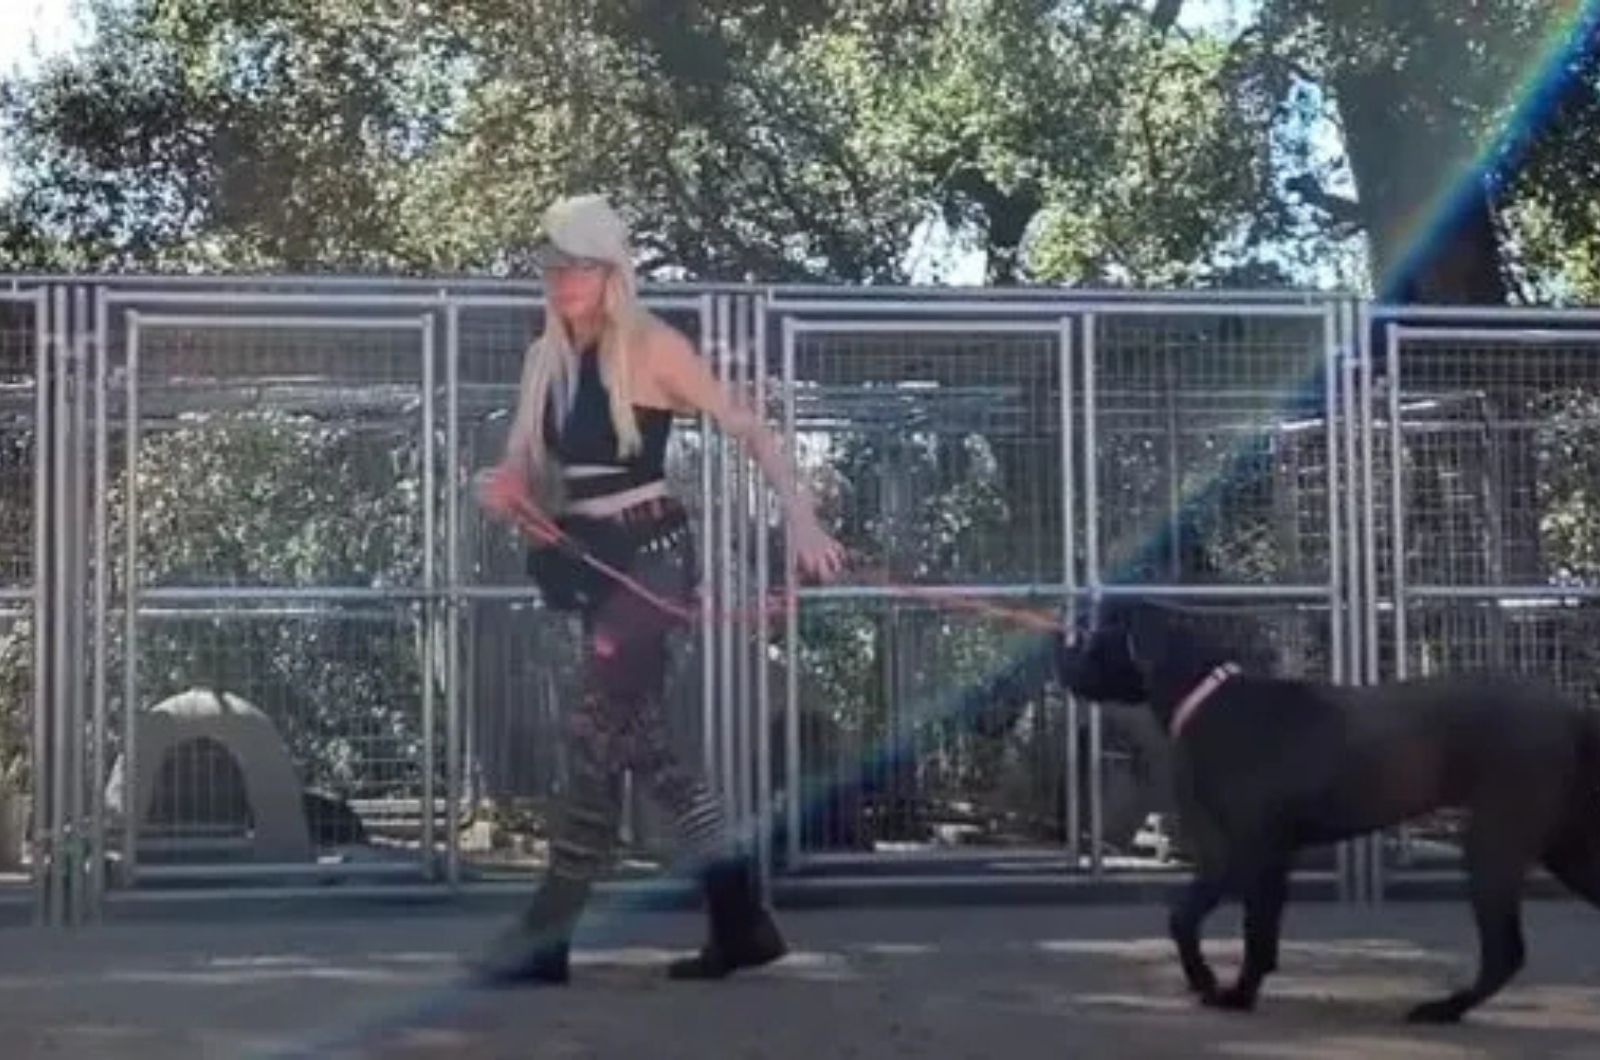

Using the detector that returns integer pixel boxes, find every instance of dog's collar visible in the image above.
[1169,663,1242,738]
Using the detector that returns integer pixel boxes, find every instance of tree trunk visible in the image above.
[983,188,1042,286]
[1332,66,1508,305]
[1332,50,1537,676]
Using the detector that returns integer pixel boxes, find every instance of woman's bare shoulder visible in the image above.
[627,311,698,408]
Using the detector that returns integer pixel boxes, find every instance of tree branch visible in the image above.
[1150,0,1185,35]
[1283,173,1363,232]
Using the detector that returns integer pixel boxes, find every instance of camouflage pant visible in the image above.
[547,511,727,883]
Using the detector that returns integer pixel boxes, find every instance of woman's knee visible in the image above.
[585,627,667,700]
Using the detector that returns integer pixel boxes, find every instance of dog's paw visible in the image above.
[1201,985,1258,1012]
[1405,997,1466,1025]
[1185,972,1220,999]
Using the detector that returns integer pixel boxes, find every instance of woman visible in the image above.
[471,194,846,985]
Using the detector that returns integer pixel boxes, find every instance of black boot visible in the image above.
[467,874,590,986]
[668,857,788,980]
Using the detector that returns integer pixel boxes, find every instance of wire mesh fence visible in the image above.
[0,295,41,883]
[1377,322,1600,877]
[1,301,39,591]
[1071,307,1343,872]
[1089,311,1336,588]
[106,606,431,874]
[1388,332,1600,589]
[9,279,1600,915]
[122,319,430,593]
[0,607,33,875]
[784,600,1072,856]
[779,319,1073,863]
[789,325,1066,588]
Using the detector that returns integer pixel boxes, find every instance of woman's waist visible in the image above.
[562,478,674,519]
[560,461,669,507]
[561,491,689,537]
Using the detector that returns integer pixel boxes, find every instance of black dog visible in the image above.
[1054,599,1600,1023]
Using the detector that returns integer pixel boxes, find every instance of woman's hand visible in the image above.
[476,464,558,546]
[475,463,527,520]
[791,512,847,583]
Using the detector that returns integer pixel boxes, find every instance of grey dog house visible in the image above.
[105,689,313,863]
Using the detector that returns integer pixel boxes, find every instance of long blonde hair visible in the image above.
[515,261,651,475]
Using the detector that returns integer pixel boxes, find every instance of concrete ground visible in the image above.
[1,899,1599,1059]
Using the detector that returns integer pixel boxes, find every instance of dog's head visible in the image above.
[1053,604,1155,705]
[1057,599,1275,713]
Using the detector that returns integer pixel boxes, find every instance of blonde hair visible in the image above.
[514,262,651,475]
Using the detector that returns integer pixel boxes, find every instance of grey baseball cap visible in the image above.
[531,194,632,269]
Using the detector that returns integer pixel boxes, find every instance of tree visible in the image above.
[0,0,937,279]
[0,0,467,271]
[1501,6,1600,304]
[7,1,1600,297]
[0,0,1309,287]
[1253,0,1600,303]
[890,1,1303,286]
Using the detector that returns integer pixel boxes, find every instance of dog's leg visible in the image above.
[1208,859,1290,1012]
[1169,801,1234,1001]
[1407,821,1530,1024]
[1169,873,1226,1000]
[1542,803,1600,909]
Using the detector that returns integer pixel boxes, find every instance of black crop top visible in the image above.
[543,349,673,502]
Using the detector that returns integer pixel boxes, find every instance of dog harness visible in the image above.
[1169,662,1242,738]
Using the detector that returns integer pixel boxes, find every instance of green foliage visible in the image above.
[124,410,423,589]
[5,0,1598,293]
[891,2,1295,285]
[0,0,1319,285]
[2,0,465,269]
[0,614,32,792]
[1536,391,1600,584]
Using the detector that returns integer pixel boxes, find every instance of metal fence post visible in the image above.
[444,302,462,888]
[90,285,109,919]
